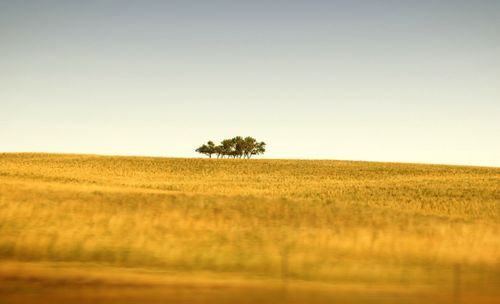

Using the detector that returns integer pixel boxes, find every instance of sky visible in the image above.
[1,0,499,166]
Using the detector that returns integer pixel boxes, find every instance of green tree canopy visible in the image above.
[195,141,216,158]
[195,137,266,159]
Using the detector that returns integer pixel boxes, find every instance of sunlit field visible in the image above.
[1,153,499,303]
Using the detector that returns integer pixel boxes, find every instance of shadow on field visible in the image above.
[1,262,499,304]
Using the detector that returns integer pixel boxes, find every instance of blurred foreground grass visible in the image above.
[0,153,499,303]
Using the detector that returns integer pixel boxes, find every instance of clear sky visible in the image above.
[1,0,499,166]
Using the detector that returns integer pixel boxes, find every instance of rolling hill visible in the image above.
[1,153,499,303]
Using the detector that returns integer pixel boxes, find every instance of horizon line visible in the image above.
[2,151,499,169]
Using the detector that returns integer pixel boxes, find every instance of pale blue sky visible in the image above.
[1,0,499,166]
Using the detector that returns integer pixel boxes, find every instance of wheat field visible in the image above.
[0,153,499,303]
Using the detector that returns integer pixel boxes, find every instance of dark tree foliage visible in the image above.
[195,141,216,158]
[195,137,266,159]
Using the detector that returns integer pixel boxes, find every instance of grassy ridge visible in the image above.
[0,153,499,303]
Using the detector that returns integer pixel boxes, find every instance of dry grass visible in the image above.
[0,153,499,303]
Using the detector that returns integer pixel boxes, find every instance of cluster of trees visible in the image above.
[196,136,266,158]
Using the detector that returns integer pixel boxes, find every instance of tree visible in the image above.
[207,141,216,154]
[233,136,245,158]
[195,141,216,158]
[214,145,223,158]
[255,141,266,157]
[196,136,266,159]
[248,141,265,158]
[243,136,257,159]
[220,138,235,158]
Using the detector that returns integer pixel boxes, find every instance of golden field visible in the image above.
[0,153,499,303]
